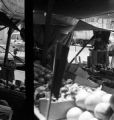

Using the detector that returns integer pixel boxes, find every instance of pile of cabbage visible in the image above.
[34,62,114,120]
[66,85,114,120]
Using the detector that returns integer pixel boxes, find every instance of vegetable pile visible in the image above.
[34,62,114,120]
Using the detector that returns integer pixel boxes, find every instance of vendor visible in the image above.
[93,37,107,50]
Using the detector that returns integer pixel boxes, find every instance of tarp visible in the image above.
[0,1,25,30]
[52,20,114,33]
[0,12,19,31]
[33,12,113,33]
[73,20,113,31]
[34,15,113,49]
[33,12,74,34]
[34,0,114,19]
[0,0,24,20]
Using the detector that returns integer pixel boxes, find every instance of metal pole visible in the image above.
[44,0,55,119]
[42,0,55,66]
[3,28,12,87]
[4,28,12,66]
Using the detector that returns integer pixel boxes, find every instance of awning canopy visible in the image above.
[33,12,76,34]
[33,13,114,39]
[34,0,114,19]
[0,0,24,20]
[33,12,114,35]
[0,12,19,31]
[0,1,25,31]
[73,20,114,31]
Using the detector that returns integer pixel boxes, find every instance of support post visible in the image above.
[4,28,12,66]
[42,0,55,66]
[3,28,13,87]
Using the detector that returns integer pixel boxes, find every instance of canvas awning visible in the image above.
[73,20,114,31]
[33,12,113,32]
[0,1,25,30]
[34,0,114,19]
[34,12,114,51]
[56,19,114,33]
[0,0,24,20]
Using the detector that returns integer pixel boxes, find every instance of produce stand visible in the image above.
[34,28,114,120]
[33,1,114,120]
[34,61,114,120]
[34,29,114,120]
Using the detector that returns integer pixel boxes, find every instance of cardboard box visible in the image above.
[39,98,75,120]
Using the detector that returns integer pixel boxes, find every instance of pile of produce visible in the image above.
[34,62,114,120]
[0,79,25,93]
[59,79,114,120]
[66,91,114,120]
[34,61,53,87]
[34,62,53,102]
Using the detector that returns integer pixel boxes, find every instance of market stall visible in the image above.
[34,0,114,120]
[33,17,114,120]
[34,24,114,120]
[34,61,114,120]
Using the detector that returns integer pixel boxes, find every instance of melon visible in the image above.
[110,95,114,111]
[110,113,114,120]
[66,107,83,120]
[94,102,113,120]
[102,94,112,103]
[75,90,91,109]
[85,90,106,111]
[78,111,94,120]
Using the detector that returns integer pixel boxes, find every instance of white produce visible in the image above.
[94,102,113,120]
[93,89,106,96]
[85,90,106,111]
[66,95,73,101]
[102,94,112,103]
[58,97,65,102]
[75,90,91,109]
[66,107,83,120]
[78,111,94,120]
